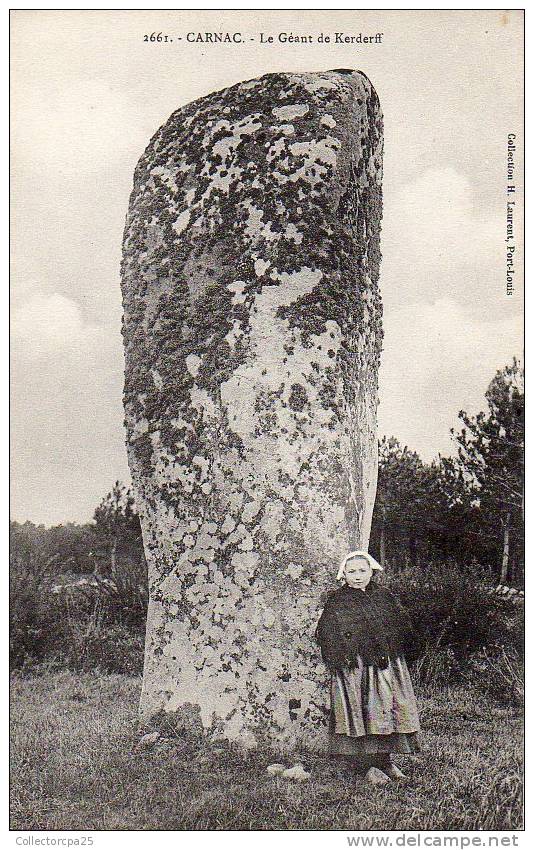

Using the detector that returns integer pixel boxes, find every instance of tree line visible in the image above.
[10,359,524,587]
[370,359,524,584]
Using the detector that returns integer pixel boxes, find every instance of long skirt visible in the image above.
[328,654,421,755]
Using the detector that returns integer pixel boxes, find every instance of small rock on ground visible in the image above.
[385,763,409,780]
[365,767,391,786]
[266,763,287,775]
[282,764,311,781]
[136,731,160,749]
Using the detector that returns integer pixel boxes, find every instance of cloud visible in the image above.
[11,293,130,526]
[375,167,522,460]
[380,167,515,320]
[378,297,523,461]
[12,75,142,179]
[12,293,87,360]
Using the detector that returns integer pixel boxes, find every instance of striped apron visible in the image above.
[328,654,421,755]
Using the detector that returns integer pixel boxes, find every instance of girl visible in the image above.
[315,550,421,785]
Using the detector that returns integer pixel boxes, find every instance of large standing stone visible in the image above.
[121,70,383,749]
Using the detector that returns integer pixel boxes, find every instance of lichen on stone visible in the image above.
[121,69,383,749]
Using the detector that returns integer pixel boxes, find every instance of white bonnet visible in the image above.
[336,550,383,580]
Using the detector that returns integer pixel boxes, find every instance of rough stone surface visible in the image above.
[281,764,311,781]
[266,763,287,776]
[135,731,160,750]
[121,70,383,749]
[366,767,391,786]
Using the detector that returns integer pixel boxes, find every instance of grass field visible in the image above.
[10,669,523,831]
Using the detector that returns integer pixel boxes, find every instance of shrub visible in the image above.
[10,550,146,674]
[466,646,524,707]
[61,612,145,675]
[384,560,523,694]
[12,546,523,698]
[9,551,71,668]
[90,556,148,628]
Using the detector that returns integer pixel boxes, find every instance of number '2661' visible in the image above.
[143,32,171,43]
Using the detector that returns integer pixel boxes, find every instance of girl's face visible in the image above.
[344,556,373,589]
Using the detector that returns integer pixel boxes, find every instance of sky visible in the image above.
[11,9,524,526]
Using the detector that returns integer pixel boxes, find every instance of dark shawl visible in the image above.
[314,579,415,671]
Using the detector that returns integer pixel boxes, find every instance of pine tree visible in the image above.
[373,437,429,567]
[451,359,524,584]
[92,482,142,575]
